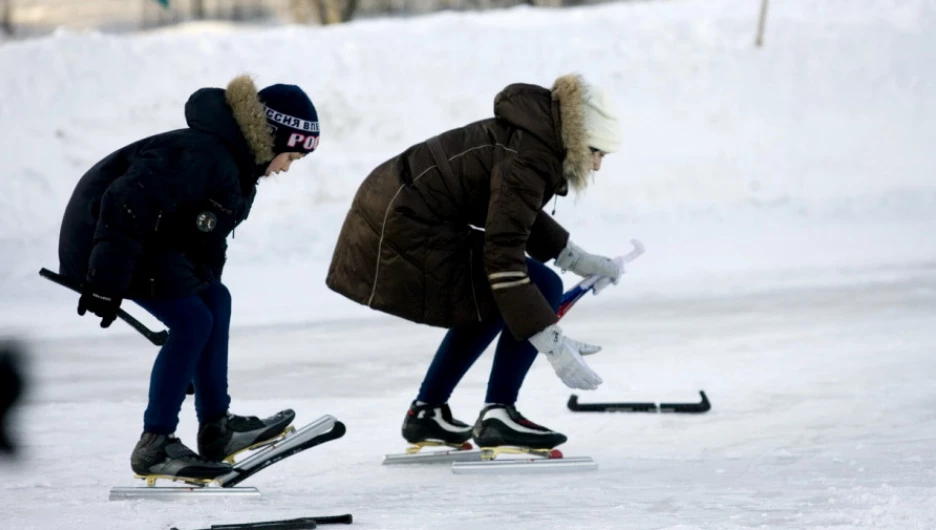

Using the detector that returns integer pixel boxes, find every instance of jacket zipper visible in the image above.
[209,199,233,215]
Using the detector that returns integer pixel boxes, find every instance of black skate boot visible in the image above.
[402,402,473,446]
[130,432,232,481]
[472,404,567,450]
[197,409,296,463]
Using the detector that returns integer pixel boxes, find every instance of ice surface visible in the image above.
[3,278,936,529]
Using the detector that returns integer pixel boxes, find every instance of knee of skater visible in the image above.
[212,283,232,313]
[173,306,214,342]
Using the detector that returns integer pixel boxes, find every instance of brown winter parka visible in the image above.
[326,74,594,340]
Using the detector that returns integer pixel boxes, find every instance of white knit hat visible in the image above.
[582,83,622,154]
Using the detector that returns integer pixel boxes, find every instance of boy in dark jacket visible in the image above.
[58,75,320,480]
[326,74,623,450]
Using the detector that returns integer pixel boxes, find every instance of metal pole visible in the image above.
[1,0,13,37]
[755,0,769,47]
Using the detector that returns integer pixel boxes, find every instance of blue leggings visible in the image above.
[417,258,563,405]
[134,282,232,434]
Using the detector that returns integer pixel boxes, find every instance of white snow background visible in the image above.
[1,0,935,528]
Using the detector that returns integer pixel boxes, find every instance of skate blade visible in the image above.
[452,456,597,474]
[110,485,260,501]
[384,442,480,465]
[133,473,218,487]
[215,415,345,488]
[405,441,474,454]
[479,446,563,461]
[223,425,297,464]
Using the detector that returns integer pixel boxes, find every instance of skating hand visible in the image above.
[592,256,625,296]
[529,324,603,390]
[77,284,122,328]
[555,241,621,284]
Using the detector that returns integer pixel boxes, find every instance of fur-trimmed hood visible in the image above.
[224,75,275,164]
[185,75,275,167]
[551,74,593,192]
[493,75,594,193]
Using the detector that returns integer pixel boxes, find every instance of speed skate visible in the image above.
[109,415,347,500]
[382,442,597,474]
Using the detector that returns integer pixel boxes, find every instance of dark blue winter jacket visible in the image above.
[57,76,276,299]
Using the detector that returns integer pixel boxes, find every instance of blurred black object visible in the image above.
[0,340,26,456]
[169,513,354,530]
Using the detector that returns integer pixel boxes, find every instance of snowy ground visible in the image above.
[1,0,936,527]
[3,271,936,529]
[2,0,935,294]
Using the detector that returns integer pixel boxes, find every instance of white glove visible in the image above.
[555,241,622,291]
[529,324,603,390]
[592,255,625,295]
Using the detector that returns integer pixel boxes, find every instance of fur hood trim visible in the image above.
[551,74,593,192]
[225,75,275,164]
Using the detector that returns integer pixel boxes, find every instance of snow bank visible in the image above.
[0,0,934,331]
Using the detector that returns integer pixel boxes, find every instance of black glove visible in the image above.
[77,284,123,328]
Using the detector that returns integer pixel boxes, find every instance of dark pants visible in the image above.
[134,282,232,434]
[417,258,563,406]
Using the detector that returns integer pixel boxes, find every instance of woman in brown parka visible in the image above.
[326,74,623,450]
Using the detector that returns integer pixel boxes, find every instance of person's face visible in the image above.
[592,149,606,171]
[264,152,305,177]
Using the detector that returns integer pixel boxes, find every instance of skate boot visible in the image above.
[197,409,296,463]
[472,404,567,450]
[131,432,232,482]
[402,401,473,447]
